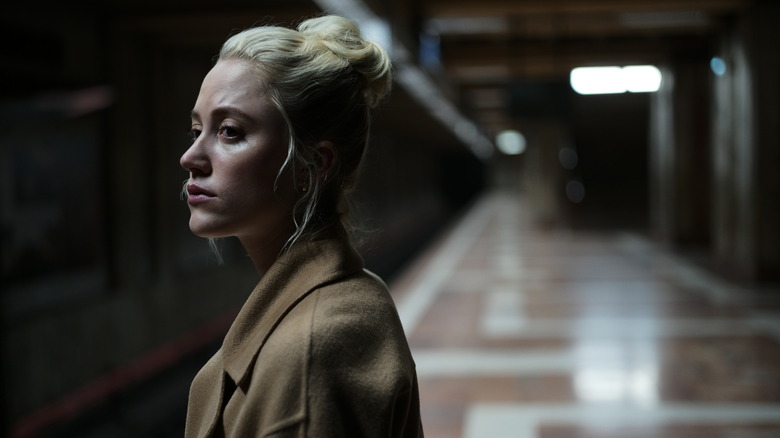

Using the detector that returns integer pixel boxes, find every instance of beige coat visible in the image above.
[185,233,424,437]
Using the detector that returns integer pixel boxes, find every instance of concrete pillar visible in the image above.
[751,1,780,281]
[711,0,780,281]
[649,50,713,247]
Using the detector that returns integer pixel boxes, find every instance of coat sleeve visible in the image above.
[306,282,424,438]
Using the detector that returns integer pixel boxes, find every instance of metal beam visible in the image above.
[423,0,752,17]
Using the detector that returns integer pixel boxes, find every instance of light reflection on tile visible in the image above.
[465,403,780,438]
[413,349,574,378]
[481,286,526,335]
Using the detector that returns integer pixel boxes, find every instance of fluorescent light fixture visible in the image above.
[570,65,662,95]
[570,66,626,95]
[623,65,663,92]
[396,66,494,159]
[359,18,393,56]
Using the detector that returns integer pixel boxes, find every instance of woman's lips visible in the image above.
[186,184,216,205]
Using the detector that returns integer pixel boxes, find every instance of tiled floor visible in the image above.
[389,191,780,438]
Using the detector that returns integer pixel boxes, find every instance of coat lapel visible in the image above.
[185,352,227,437]
[187,233,365,437]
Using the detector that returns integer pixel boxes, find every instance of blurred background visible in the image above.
[2,0,778,437]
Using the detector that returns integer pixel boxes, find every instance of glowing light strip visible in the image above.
[313,0,494,159]
[570,65,662,95]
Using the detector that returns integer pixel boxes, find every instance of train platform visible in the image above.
[389,191,780,438]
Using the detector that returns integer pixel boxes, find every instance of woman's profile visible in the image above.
[179,14,423,437]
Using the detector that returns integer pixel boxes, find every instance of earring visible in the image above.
[299,181,308,193]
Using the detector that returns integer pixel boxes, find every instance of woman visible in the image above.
[179,14,423,438]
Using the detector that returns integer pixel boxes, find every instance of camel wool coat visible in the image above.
[184,232,424,437]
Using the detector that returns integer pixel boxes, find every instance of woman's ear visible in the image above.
[314,140,337,178]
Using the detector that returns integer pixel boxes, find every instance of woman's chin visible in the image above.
[188,219,226,238]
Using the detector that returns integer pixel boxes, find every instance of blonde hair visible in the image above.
[218,15,392,249]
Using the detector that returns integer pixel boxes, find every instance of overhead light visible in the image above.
[623,66,663,92]
[710,57,727,76]
[495,130,527,155]
[396,66,494,159]
[570,66,625,95]
[570,65,662,95]
[359,18,393,57]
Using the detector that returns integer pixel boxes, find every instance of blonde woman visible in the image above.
[180,15,423,437]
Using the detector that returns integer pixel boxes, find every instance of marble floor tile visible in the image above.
[389,192,780,438]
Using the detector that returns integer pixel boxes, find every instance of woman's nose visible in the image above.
[180,141,211,176]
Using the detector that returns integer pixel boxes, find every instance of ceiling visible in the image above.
[402,0,753,140]
[3,0,755,155]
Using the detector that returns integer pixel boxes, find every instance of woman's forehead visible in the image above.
[193,60,276,120]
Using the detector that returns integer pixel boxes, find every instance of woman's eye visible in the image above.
[219,125,241,140]
[189,128,202,141]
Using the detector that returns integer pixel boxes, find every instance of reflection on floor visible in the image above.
[389,192,780,438]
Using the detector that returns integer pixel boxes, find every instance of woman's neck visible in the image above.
[239,226,294,276]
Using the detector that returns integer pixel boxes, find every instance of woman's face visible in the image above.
[180,59,295,244]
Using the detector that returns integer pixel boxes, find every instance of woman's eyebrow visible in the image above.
[190,106,251,122]
[212,106,251,121]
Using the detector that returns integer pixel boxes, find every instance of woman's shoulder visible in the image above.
[307,269,411,350]
[303,270,417,387]
[312,269,400,324]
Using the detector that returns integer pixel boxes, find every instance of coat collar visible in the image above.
[221,231,365,386]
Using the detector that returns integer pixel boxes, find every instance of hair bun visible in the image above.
[298,15,392,108]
